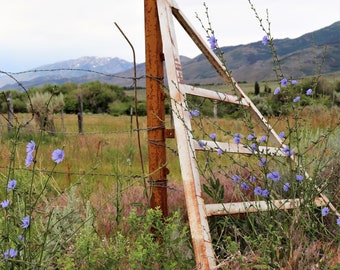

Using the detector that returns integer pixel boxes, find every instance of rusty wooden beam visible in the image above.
[144,0,168,217]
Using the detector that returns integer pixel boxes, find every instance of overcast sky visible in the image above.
[0,0,339,72]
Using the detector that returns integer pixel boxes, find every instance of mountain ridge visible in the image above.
[1,21,339,90]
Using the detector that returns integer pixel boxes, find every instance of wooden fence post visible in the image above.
[7,91,13,132]
[145,0,168,217]
[77,94,83,134]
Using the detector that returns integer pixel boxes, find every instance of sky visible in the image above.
[0,0,339,72]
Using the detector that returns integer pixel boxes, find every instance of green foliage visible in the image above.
[53,209,194,270]
[254,81,260,95]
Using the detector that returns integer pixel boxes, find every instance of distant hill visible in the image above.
[0,56,134,90]
[179,21,340,84]
[1,21,339,90]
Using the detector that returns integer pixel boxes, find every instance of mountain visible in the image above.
[0,56,134,89]
[1,21,339,90]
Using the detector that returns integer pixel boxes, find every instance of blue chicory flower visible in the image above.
[261,189,269,197]
[249,175,256,182]
[296,174,304,181]
[321,207,329,216]
[1,199,9,209]
[240,182,249,190]
[189,109,200,118]
[26,140,35,153]
[279,131,285,138]
[21,216,30,229]
[259,136,267,143]
[209,133,216,141]
[281,78,288,87]
[233,133,242,144]
[198,140,205,148]
[25,152,34,167]
[283,182,290,192]
[52,149,65,164]
[208,36,217,50]
[247,133,255,140]
[259,157,267,167]
[282,145,295,156]
[217,148,223,155]
[3,250,9,260]
[337,217,340,226]
[251,143,257,152]
[7,180,17,191]
[9,249,17,258]
[3,248,18,260]
[267,171,280,181]
[291,80,297,85]
[274,87,281,95]
[232,174,241,183]
[254,186,262,195]
[262,36,268,45]
[293,96,301,103]
[306,88,313,96]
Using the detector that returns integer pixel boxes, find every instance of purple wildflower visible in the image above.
[189,109,200,118]
[217,148,223,155]
[262,36,268,45]
[254,186,262,195]
[291,80,297,85]
[240,182,249,190]
[274,87,281,95]
[3,248,18,260]
[9,249,17,258]
[306,88,313,96]
[293,96,300,103]
[26,140,35,153]
[233,133,242,144]
[209,133,216,141]
[259,157,267,167]
[7,180,16,191]
[232,175,241,183]
[21,216,30,229]
[52,149,65,164]
[208,36,217,50]
[259,136,267,143]
[198,140,205,148]
[282,146,294,156]
[321,207,329,216]
[3,250,9,260]
[279,131,285,139]
[249,175,256,182]
[281,78,288,87]
[296,174,304,181]
[1,199,9,209]
[267,171,280,181]
[283,182,290,192]
[25,152,34,167]
[337,217,340,226]
[261,189,269,197]
[247,133,255,140]
[251,143,257,152]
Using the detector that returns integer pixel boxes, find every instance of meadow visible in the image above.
[1,97,339,268]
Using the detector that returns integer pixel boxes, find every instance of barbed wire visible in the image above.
[0,122,157,135]
[0,60,182,198]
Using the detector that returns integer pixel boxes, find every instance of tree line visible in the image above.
[0,81,149,116]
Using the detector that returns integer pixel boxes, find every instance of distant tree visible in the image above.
[264,84,271,94]
[254,81,260,95]
[27,92,64,133]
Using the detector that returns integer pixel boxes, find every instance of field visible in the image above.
[1,98,340,268]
